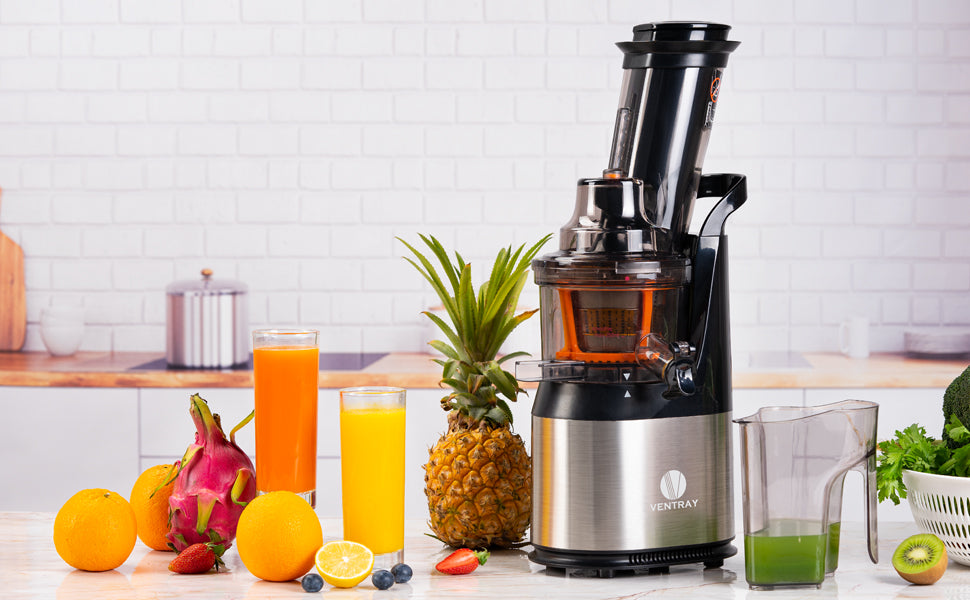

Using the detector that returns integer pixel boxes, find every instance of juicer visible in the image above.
[517,21,746,575]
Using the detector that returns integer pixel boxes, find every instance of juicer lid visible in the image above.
[557,175,671,255]
[535,174,690,286]
[532,251,690,286]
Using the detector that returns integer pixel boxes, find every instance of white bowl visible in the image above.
[903,469,970,566]
[40,307,85,357]
[904,328,970,358]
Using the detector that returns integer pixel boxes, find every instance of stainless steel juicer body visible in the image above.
[518,22,746,575]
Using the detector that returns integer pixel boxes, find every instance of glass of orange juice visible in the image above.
[253,329,319,507]
[339,386,406,569]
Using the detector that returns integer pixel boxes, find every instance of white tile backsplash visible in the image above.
[0,3,966,355]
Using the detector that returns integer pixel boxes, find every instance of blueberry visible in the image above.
[391,563,413,583]
[301,573,324,593]
[372,569,394,590]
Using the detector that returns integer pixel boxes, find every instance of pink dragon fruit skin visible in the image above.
[165,393,257,553]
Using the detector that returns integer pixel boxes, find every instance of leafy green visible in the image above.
[877,414,970,505]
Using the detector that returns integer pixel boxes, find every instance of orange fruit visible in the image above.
[54,488,137,571]
[129,464,177,551]
[235,491,323,582]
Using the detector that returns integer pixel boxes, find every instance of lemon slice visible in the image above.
[314,541,374,588]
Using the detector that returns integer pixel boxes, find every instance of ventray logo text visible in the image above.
[651,470,699,512]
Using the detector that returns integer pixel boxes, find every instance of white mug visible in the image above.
[40,306,85,357]
[839,315,869,359]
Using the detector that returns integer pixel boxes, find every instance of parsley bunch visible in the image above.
[877,415,970,505]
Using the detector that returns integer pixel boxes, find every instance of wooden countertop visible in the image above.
[0,351,441,388]
[0,351,966,389]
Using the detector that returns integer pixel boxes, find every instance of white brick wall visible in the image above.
[1,1,968,356]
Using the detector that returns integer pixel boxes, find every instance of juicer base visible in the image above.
[530,540,737,578]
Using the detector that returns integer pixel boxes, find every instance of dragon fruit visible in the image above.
[163,393,257,553]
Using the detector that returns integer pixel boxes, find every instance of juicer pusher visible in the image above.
[608,22,740,255]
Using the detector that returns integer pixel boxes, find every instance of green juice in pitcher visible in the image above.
[744,520,841,588]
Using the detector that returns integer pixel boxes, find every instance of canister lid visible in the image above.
[166,268,248,296]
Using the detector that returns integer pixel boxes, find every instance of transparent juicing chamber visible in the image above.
[539,282,687,363]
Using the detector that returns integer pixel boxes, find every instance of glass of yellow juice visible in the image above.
[253,329,320,508]
[339,386,406,569]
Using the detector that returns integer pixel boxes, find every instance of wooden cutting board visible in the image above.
[0,189,26,351]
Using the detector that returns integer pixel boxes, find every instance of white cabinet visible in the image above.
[0,382,941,533]
[134,387,534,521]
[0,387,139,512]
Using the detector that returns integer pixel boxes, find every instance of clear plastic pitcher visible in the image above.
[735,400,879,589]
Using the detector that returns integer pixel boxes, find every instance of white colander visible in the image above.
[903,469,970,566]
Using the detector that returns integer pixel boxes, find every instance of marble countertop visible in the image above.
[0,350,967,389]
[3,513,968,599]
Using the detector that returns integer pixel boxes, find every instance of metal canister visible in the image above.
[165,268,249,368]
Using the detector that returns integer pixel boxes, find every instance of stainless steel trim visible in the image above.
[532,411,734,551]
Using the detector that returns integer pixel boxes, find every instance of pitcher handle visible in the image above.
[863,447,879,563]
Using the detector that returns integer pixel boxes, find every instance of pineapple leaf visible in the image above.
[497,350,531,364]
[457,264,477,349]
[428,339,460,361]
[398,238,454,300]
[456,391,484,406]
[475,384,497,404]
[400,232,551,426]
[467,405,488,421]
[417,234,461,293]
[486,405,513,426]
[485,247,511,307]
[505,243,525,279]
[495,398,515,425]
[423,312,466,361]
[480,269,529,336]
[434,358,461,381]
[441,377,468,393]
[522,234,553,267]
[431,358,458,379]
[485,361,520,402]
[488,306,538,359]
[467,373,486,395]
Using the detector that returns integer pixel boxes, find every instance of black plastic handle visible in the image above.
[697,173,747,237]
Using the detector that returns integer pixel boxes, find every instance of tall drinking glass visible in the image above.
[339,387,406,569]
[253,329,319,508]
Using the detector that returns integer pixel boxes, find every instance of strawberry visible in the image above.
[168,541,226,574]
[435,548,489,575]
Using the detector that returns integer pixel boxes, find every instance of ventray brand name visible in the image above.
[650,498,699,512]
[654,469,698,511]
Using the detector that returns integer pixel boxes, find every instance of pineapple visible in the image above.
[400,233,551,549]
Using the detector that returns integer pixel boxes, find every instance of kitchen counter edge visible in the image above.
[0,351,966,389]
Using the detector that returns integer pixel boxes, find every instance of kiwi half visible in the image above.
[892,533,948,585]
